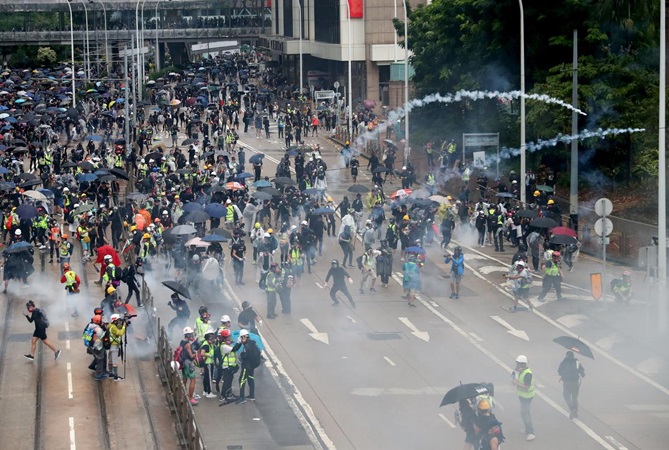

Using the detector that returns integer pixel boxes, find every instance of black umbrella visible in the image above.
[252,191,273,201]
[201,234,229,243]
[259,186,281,196]
[209,228,233,239]
[312,207,335,215]
[97,175,117,182]
[145,151,163,162]
[348,184,370,193]
[553,336,594,359]
[516,209,540,219]
[161,280,192,300]
[78,161,94,171]
[372,166,391,174]
[18,172,37,181]
[530,217,559,229]
[6,241,33,254]
[440,383,491,407]
[12,147,29,154]
[249,154,265,164]
[181,138,197,145]
[110,168,129,181]
[126,192,147,201]
[549,234,578,246]
[19,179,41,189]
[171,224,197,235]
[273,177,296,185]
[184,210,211,223]
[61,161,77,169]
[495,192,515,198]
[16,203,38,220]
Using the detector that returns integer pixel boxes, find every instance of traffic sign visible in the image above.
[594,218,613,237]
[595,198,613,217]
[597,237,610,245]
[334,81,340,89]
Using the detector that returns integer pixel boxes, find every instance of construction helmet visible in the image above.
[110,314,121,321]
[477,399,491,411]
[239,329,250,337]
[143,233,151,239]
[183,326,194,335]
[516,355,528,364]
[220,329,231,338]
[106,286,116,294]
[92,315,103,325]
[62,234,68,239]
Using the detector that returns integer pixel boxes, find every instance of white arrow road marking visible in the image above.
[438,413,457,428]
[490,316,530,341]
[383,356,396,366]
[398,317,430,342]
[605,436,629,450]
[315,282,324,289]
[478,265,510,275]
[637,357,663,375]
[300,318,330,345]
[557,314,589,328]
[596,334,624,351]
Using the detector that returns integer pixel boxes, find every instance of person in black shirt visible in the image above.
[230,239,246,285]
[237,301,259,334]
[558,351,586,419]
[24,300,61,361]
[324,260,355,308]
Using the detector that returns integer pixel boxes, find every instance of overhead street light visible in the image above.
[296,0,303,96]
[78,0,91,83]
[402,0,409,164]
[90,0,110,74]
[155,0,172,72]
[345,0,352,142]
[65,0,76,106]
[519,0,526,205]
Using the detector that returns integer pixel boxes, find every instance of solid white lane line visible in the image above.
[225,282,335,450]
[67,362,73,399]
[438,413,457,428]
[315,282,324,289]
[468,332,484,342]
[383,356,396,367]
[66,340,70,350]
[69,416,76,450]
[605,436,629,450]
[346,315,357,323]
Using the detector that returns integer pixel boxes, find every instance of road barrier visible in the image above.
[142,279,207,450]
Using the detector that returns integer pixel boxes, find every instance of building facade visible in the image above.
[259,0,430,113]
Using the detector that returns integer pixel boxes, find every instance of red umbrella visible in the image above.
[95,245,122,277]
[550,226,577,238]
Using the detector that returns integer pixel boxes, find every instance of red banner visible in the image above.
[348,0,363,19]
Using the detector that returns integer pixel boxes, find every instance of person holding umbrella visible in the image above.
[167,293,191,341]
[558,351,586,419]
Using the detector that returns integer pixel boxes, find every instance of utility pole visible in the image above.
[569,30,579,232]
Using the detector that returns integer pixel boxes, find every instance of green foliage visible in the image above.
[37,47,58,66]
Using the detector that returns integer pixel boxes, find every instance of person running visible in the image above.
[60,262,82,317]
[402,254,421,307]
[505,260,533,311]
[23,300,61,361]
[558,350,586,419]
[324,259,355,308]
[167,293,190,341]
[537,251,563,302]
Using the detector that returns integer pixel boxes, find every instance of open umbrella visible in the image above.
[18,172,37,181]
[204,203,227,218]
[312,207,335,215]
[77,173,98,183]
[410,189,431,199]
[405,246,426,254]
[440,383,491,407]
[252,191,273,201]
[274,177,296,186]
[61,161,77,169]
[126,192,147,202]
[530,217,559,229]
[171,224,197,235]
[391,188,412,199]
[162,280,191,300]
[253,180,272,188]
[225,181,245,191]
[110,168,129,181]
[348,184,370,193]
[549,234,578,246]
[182,202,204,213]
[230,329,265,351]
[6,241,33,254]
[535,185,554,193]
[16,203,38,220]
[19,179,42,189]
[38,189,54,198]
[201,234,229,243]
[78,161,94,171]
[22,190,48,202]
[372,166,391,174]
[185,237,210,248]
[209,228,232,239]
[184,210,211,223]
[495,192,515,198]
[181,138,197,146]
[249,154,265,164]
[551,226,577,238]
[428,195,451,206]
[516,209,540,219]
[73,203,95,215]
[303,188,324,195]
[553,336,594,359]
[234,172,254,180]
[98,175,117,183]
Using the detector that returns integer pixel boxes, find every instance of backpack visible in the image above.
[244,340,261,369]
[36,308,50,328]
[82,324,95,347]
[101,328,112,350]
[284,274,295,289]
[356,255,364,270]
[259,271,268,290]
[173,341,186,365]
[120,267,132,283]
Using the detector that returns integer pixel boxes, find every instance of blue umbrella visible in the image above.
[286,149,299,156]
[16,203,38,220]
[0,167,10,174]
[38,188,54,198]
[0,106,8,111]
[204,203,227,218]
[405,246,426,254]
[201,234,228,243]
[312,207,335,215]
[235,172,253,179]
[253,180,272,188]
[0,181,16,191]
[0,145,6,151]
[115,98,125,103]
[6,117,17,123]
[7,241,33,254]
[230,329,265,351]
[77,173,98,182]
[86,135,103,142]
[249,154,265,164]
[0,126,12,131]
[182,202,204,213]
[303,188,324,195]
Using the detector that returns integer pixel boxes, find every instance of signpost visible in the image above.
[462,133,500,176]
[593,198,613,300]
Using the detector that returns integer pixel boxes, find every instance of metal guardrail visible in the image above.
[142,279,207,450]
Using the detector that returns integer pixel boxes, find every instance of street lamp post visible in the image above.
[345,0,352,141]
[78,0,91,83]
[155,1,162,71]
[402,0,410,164]
[66,0,76,107]
[135,0,142,101]
[141,0,149,83]
[91,0,110,74]
[519,0,526,205]
[296,0,303,96]
[658,0,667,330]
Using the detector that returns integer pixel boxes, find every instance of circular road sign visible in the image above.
[594,218,613,237]
[595,198,613,217]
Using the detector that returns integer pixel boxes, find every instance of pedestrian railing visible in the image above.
[143,280,207,450]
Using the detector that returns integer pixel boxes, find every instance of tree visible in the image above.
[37,47,57,66]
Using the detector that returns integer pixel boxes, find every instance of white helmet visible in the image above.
[162,210,168,215]
[141,158,145,163]
[183,326,194,334]
[516,355,528,364]
[170,361,181,371]
[110,314,121,321]
[14,229,21,236]
[192,254,200,262]
[220,315,231,323]
[516,261,525,267]
[104,255,112,261]
[239,329,250,337]
[63,187,70,192]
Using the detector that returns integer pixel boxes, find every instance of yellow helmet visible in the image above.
[267,228,274,233]
[130,225,137,232]
[254,222,261,229]
[403,215,410,221]
[143,233,151,239]
[478,399,491,411]
[547,199,555,205]
[533,190,540,197]
[106,286,116,294]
